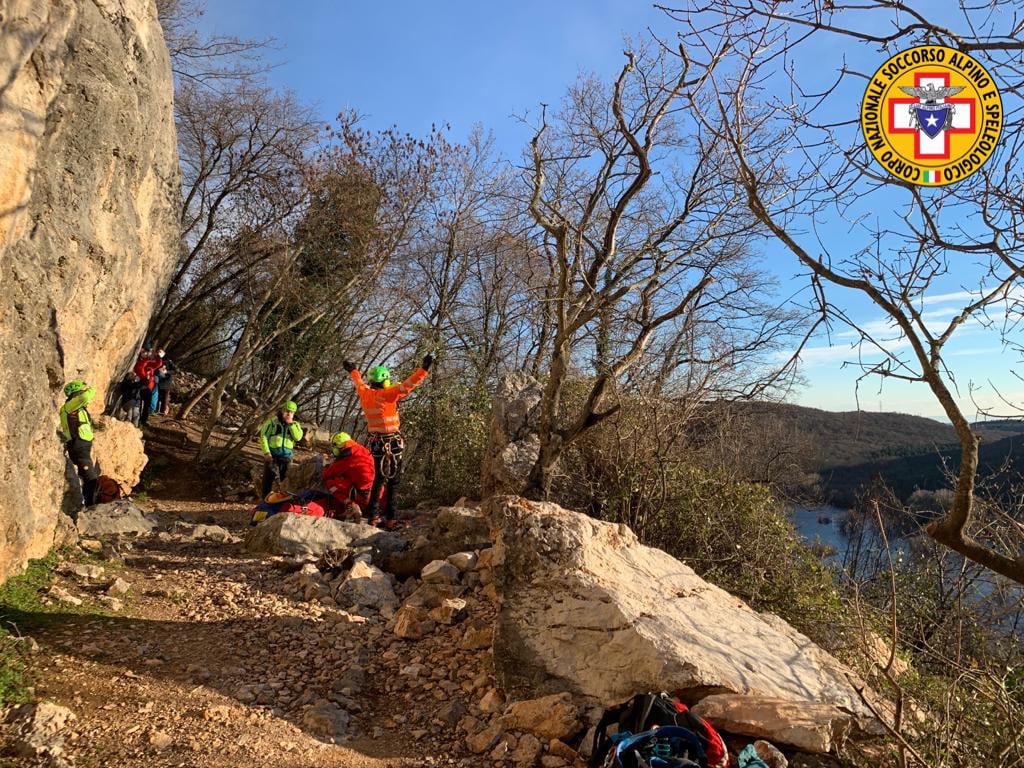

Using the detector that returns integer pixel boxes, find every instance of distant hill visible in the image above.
[821,433,1024,506]
[732,402,1024,504]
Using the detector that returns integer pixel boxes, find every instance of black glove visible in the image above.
[343,360,355,373]
[422,354,434,371]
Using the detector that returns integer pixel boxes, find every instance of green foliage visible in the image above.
[637,466,844,635]
[401,381,491,504]
[0,551,62,705]
[0,551,62,616]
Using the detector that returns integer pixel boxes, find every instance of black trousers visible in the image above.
[262,455,292,497]
[366,434,403,520]
[157,387,171,414]
[67,439,99,507]
[139,388,153,426]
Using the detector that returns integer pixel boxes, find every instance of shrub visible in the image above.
[400,381,491,504]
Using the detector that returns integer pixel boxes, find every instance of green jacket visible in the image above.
[259,416,303,458]
[60,387,96,442]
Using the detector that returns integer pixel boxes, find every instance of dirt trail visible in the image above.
[7,417,492,767]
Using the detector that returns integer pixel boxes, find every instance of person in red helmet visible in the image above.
[343,355,432,528]
[322,432,377,519]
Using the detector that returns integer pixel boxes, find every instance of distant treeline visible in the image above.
[727,402,1024,505]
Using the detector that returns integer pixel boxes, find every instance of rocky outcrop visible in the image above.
[692,695,855,754]
[490,496,874,726]
[0,0,180,579]
[76,500,159,537]
[377,504,491,577]
[245,513,382,559]
[91,416,148,490]
[481,372,543,497]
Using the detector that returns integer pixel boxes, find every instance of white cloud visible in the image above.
[920,290,978,306]
[792,337,913,367]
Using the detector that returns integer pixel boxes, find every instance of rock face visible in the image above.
[490,496,873,723]
[0,0,180,580]
[481,372,544,497]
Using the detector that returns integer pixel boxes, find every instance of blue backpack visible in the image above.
[590,693,730,768]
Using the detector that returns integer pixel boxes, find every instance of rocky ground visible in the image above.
[1,419,582,768]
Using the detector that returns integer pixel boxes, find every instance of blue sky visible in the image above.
[193,2,1021,421]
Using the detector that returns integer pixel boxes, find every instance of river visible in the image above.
[787,503,851,555]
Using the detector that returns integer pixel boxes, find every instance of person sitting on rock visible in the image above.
[258,401,303,498]
[342,355,432,529]
[322,432,377,520]
[59,380,99,509]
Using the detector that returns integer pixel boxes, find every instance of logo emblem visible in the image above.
[861,45,1002,186]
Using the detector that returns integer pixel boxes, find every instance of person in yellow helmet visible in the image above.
[258,401,303,498]
[59,380,99,509]
[322,432,377,519]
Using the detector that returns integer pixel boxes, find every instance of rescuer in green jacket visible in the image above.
[259,401,303,497]
[60,380,99,508]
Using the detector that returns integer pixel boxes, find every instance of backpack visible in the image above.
[249,496,326,526]
[590,692,729,768]
[95,475,128,504]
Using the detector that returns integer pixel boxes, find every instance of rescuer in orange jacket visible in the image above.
[343,354,432,528]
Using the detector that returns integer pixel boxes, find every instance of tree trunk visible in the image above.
[522,335,570,500]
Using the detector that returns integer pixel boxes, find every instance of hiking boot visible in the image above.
[369,515,384,528]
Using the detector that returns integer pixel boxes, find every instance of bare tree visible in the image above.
[157,0,274,89]
[669,1,1024,583]
[521,42,802,498]
[151,82,320,365]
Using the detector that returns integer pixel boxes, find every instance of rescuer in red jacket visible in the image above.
[322,432,377,519]
[132,343,162,427]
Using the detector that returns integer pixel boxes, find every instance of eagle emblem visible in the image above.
[898,83,965,139]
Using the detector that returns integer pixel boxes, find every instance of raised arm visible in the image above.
[349,368,368,393]
[65,386,97,412]
[395,354,433,398]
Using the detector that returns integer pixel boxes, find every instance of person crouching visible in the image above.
[323,432,376,520]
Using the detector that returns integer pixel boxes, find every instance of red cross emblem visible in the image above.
[887,72,976,160]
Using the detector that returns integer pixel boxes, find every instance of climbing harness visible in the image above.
[371,433,404,480]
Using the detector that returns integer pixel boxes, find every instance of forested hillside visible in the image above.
[725,402,1024,504]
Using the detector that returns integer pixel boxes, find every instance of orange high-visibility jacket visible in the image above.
[351,367,428,435]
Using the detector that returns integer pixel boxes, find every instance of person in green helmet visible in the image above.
[59,380,99,509]
[258,400,304,497]
[343,355,432,528]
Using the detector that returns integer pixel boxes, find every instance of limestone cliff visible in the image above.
[0,0,180,579]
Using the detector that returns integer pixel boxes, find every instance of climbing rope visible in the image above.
[375,433,404,480]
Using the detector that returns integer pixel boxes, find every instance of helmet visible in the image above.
[281,400,298,413]
[63,380,87,398]
[330,431,352,457]
[368,366,390,385]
